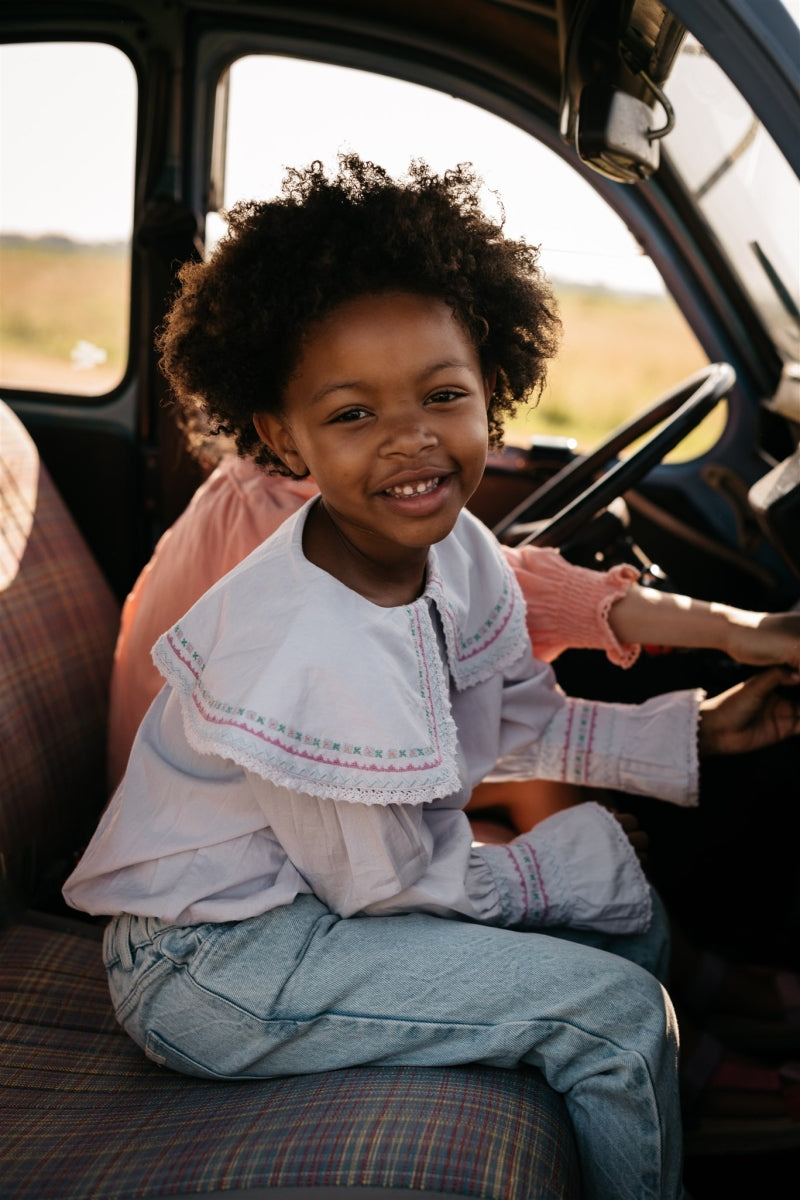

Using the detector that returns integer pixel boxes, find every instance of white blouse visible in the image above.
[64,501,703,930]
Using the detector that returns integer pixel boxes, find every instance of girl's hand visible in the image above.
[723,610,800,670]
[698,666,800,756]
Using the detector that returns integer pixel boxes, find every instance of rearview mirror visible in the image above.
[576,82,660,182]
[558,0,686,183]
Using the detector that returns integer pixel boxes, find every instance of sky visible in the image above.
[0,42,137,243]
[217,55,661,292]
[1,1,798,294]
[0,40,662,293]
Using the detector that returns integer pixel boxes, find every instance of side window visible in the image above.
[0,42,136,397]
[211,56,715,460]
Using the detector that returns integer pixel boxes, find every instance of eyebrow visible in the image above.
[310,359,476,405]
[420,358,476,378]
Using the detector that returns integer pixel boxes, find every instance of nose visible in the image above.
[380,404,439,457]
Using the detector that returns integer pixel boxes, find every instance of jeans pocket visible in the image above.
[144,1029,240,1079]
[144,1023,305,1080]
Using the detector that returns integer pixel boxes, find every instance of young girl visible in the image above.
[64,156,800,1200]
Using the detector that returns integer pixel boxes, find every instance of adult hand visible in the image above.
[698,666,800,756]
[723,610,800,671]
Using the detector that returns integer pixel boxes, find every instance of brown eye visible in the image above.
[332,407,369,423]
[427,389,463,404]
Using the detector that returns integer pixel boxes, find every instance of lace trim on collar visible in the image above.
[153,505,525,805]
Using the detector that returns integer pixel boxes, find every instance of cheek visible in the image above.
[464,409,490,452]
[299,438,361,487]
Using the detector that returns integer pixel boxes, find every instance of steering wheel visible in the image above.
[493,362,735,548]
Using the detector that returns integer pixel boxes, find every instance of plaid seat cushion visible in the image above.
[0,918,581,1200]
[0,401,120,911]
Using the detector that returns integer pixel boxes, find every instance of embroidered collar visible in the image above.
[153,500,526,805]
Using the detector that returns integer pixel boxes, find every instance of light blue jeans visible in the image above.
[104,891,682,1200]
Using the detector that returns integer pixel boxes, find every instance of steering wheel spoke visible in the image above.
[494,363,735,548]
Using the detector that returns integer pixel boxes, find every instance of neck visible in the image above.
[303,500,429,606]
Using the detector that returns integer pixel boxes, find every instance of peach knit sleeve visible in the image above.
[501,544,640,668]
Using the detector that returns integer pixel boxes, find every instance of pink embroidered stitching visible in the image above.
[167,628,204,680]
[571,702,593,784]
[410,604,445,763]
[434,577,517,664]
[561,703,575,781]
[561,700,597,784]
[166,620,446,775]
[189,691,441,774]
[525,842,549,923]
[584,704,598,785]
[502,844,528,917]
[501,841,549,925]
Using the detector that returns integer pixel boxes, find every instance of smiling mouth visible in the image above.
[384,477,441,498]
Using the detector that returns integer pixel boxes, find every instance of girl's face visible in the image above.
[254,291,492,604]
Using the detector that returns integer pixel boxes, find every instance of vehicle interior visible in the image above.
[1,1,799,1198]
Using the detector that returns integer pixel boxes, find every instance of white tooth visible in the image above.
[387,478,439,497]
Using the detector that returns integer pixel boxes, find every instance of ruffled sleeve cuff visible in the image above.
[502,545,640,668]
[474,802,652,934]
[488,686,704,807]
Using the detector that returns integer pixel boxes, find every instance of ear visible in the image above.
[253,412,308,476]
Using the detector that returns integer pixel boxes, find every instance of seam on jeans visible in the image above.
[110,954,174,1024]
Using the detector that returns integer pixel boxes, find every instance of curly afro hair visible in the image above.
[158,155,561,473]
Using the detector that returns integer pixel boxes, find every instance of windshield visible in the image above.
[664,32,799,363]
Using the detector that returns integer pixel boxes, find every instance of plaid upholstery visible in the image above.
[1,919,581,1199]
[0,401,120,911]
[0,398,580,1198]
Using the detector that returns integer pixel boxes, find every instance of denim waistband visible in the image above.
[103,912,179,971]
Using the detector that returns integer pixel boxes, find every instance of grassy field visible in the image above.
[0,239,130,394]
[0,238,719,458]
[506,286,720,460]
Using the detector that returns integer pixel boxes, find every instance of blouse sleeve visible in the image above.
[467,644,704,807]
[251,779,652,934]
[501,544,640,668]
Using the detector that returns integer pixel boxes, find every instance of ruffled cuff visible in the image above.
[475,802,652,933]
[488,686,704,807]
[502,545,640,668]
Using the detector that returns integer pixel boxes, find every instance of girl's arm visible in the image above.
[608,587,800,669]
[253,778,651,934]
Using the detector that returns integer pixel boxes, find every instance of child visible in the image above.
[63,156,800,1200]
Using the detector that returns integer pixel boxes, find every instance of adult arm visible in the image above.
[607,586,800,669]
[503,544,800,670]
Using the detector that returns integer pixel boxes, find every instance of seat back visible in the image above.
[0,399,119,915]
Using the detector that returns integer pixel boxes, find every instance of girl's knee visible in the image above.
[590,945,677,1041]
